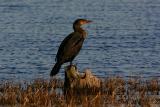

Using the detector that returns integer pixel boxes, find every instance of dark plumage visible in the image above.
[50,19,92,76]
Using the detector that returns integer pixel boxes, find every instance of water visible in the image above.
[0,0,160,81]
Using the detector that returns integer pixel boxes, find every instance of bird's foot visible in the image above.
[70,62,73,65]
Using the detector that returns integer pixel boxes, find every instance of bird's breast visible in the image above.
[82,31,87,38]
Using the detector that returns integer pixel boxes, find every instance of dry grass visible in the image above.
[0,77,159,107]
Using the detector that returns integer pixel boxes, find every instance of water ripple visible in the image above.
[0,0,160,81]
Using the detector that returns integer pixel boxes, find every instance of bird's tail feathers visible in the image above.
[50,63,61,76]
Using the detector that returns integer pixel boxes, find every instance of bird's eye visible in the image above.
[80,21,85,25]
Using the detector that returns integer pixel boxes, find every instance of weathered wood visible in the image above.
[64,65,101,94]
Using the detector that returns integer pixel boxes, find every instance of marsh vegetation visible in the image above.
[0,77,159,107]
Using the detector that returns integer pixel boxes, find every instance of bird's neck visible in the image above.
[73,25,87,38]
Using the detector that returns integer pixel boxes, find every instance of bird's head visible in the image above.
[73,19,92,26]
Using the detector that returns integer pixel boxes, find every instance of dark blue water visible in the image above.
[0,0,160,81]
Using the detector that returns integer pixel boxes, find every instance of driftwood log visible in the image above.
[64,65,101,95]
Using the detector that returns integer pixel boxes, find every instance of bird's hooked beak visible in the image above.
[86,20,92,24]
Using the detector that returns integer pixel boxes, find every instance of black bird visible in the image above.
[50,19,92,76]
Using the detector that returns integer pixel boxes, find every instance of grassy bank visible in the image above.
[0,77,159,107]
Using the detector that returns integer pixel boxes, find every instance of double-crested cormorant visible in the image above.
[50,19,92,76]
